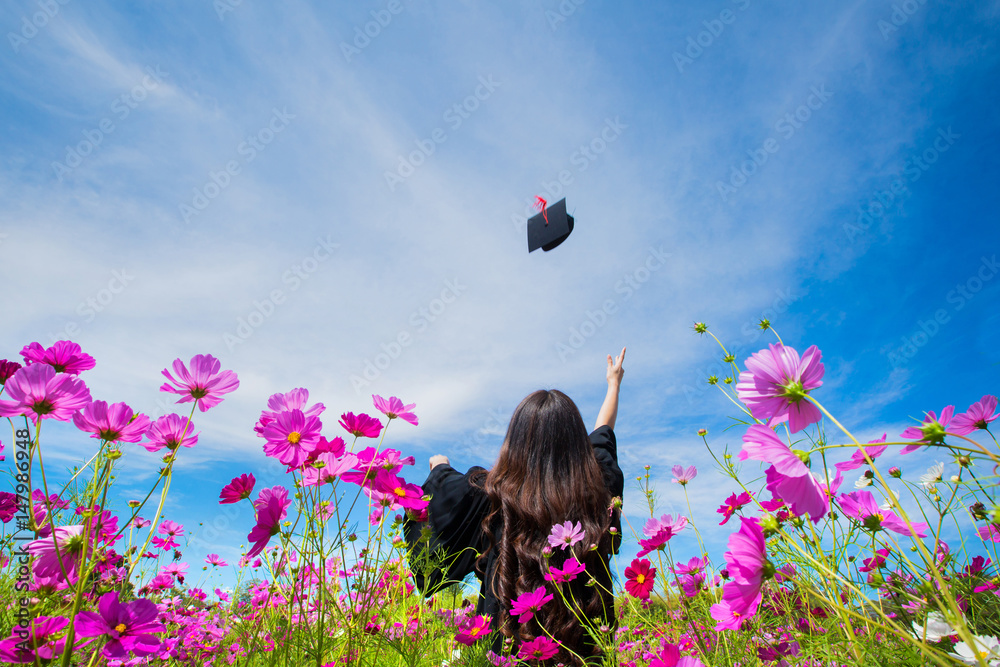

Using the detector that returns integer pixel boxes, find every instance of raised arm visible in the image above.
[594,346,625,431]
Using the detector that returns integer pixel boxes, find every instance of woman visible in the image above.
[404,348,626,663]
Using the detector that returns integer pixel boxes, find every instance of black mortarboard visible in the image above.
[527,197,574,252]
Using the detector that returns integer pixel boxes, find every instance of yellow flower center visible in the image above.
[287,431,302,445]
[394,487,407,498]
[636,574,645,584]
[115,623,127,633]
[470,627,482,637]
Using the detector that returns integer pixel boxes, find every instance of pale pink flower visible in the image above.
[736,343,824,433]
[160,353,239,412]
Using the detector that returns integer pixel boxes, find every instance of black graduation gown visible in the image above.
[403,426,625,643]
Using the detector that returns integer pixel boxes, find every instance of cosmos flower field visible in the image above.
[0,328,998,666]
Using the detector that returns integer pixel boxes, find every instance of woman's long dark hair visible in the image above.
[476,390,617,663]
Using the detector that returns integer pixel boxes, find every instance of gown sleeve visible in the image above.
[403,464,491,596]
[589,425,624,554]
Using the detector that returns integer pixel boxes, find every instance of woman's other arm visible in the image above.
[594,346,625,431]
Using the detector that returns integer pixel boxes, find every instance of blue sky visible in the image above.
[1,1,998,590]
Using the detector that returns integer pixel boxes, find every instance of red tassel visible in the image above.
[533,196,549,225]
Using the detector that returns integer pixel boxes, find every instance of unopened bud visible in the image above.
[697,428,708,436]
[888,466,901,478]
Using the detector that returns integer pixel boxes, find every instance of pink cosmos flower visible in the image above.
[372,394,418,425]
[857,548,891,573]
[739,424,828,522]
[26,525,91,582]
[73,400,151,444]
[0,492,19,523]
[544,558,586,584]
[301,449,359,487]
[900,406,961,453]
[736,343,824,433]
[161,562,188,581]
[455,614,492,646]
[262,409,323,468]
[0,615,68,663]
[254,388,325,436]
[0,363,91,422]
[75,591,165,659]
[341,447,416,487]
[0,359,23,384]
[638,514,688,557]
[718,491,752,525]
[369,469,429,512]
[835,434,889,473]
[205,554,228,567]
[649,644,706,667]
[838,491,928,537]
[624,558,656,599]
[518,636,559,661]
[952,395,999,433]
[160,353,239,412]
[339,412,384,438]
[247,486,291,557]
[140,414,199,452]
[671,464,697,485]
[710,518,769,631]
[20,340,96,375]
[547,520,585,550]
[978,525,1000,543]
[510,586,554,623]
[219,473,256,503]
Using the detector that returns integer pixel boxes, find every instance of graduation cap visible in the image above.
[527,197,574,252]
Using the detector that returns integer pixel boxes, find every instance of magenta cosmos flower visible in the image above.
[736,343,824,433]
[0,615,68,663]
[710,518,770,631]
[900,406,965,453]
[649,645,706,667]
[21,340,96,375]
[0,363,91,422]
[301,448,359,487]
[952,395,998,433]
[160,353,239,412]
[26,524,92,583]
[339,412,384,438]
[368,469,428,512]
[837,490,928,537]
[671,465,697,485]
[262,409,323,468]
[547,520,585,550]
[718,491,752,525]
[624,557,656,599]
[510,586,554,623]
[205,553,228,567]
[73,400,151,444]
[140,414,199,453]
[518,636,560,661]
[75,591,165,659]
[544,557,586,584]
[254,387,325,436]
[247,486,291,557]
[0,359,23,384]
[372,394,418,425]
[638,514,688,557]
[219,473,255,503]
[739,424,828,522]
[835,434,888,473]
[455,614,492,646]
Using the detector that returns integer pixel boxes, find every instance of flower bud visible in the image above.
[542,546,553,559]
[958,456,971,467]
[949,475,960,484]
[888,466,901,478]
[693,322,708,334]
[697,428,708,437]
[707,375,718,385]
